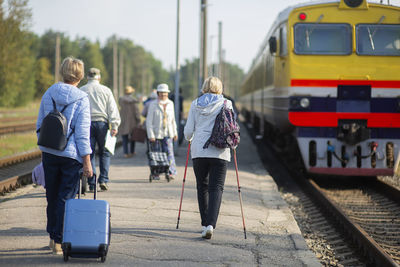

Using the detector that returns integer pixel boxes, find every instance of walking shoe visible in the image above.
[88,185,95,192]
[100,183,109,191]
[53,242,62,255]
[201,225,213,239]
[49,239,54,250]
[201,226,206,233]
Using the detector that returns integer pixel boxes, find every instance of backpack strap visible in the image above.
[51,97,70,113]
[51,98,58,111]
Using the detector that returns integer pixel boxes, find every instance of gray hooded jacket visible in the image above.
[184,93,232,162]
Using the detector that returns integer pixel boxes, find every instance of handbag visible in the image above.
[131,125,146,143]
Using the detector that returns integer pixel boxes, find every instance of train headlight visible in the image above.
[344,0,363,8]
[300,98,310,108]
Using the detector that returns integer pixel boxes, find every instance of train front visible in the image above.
[287,0,400,176]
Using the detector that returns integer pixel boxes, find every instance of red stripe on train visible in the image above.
[291,79,400,88]
[289,112,400,127]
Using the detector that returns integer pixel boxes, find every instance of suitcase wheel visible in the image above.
[63,252,69,262]
[62,242,70,262]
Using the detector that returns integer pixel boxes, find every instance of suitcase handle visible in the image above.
[78,174,97,200]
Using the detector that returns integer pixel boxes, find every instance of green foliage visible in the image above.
[0,0,35,107]
[0,1,244,108]
[34,57,53,98]
[77,37,108,85]
[102,37,170,99]
[179,58,200,100]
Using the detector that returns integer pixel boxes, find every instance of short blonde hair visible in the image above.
[201,76,223,94]
[60,56,84,84]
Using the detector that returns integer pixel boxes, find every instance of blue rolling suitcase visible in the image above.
[62,175,111,262]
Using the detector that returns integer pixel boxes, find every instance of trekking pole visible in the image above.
[176,141,191,229]
[233,148,247,239]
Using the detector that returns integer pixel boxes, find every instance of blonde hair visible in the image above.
[201,76,223,94]
[60,56,84,84]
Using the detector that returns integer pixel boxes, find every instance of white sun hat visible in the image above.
[156,83,170,93]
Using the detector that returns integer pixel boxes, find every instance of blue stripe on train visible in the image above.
[297,127,400,139]
[290,96,400,113]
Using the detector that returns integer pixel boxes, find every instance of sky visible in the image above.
[27,0,400,72]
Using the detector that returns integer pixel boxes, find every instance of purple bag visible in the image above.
[203,100,240,149]
[32,162,45,188]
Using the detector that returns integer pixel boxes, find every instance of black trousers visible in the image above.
[193,157,227,228]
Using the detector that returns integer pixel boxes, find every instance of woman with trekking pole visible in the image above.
[183,76,237,239]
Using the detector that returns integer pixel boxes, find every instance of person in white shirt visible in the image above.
[146,84,178,179]
[80,68,121,191]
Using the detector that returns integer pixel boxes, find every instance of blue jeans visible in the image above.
[122,134,135,154]
[89,121,110,185]
[42,152,82,243]
[193,158,227,229]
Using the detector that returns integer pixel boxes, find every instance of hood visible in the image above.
[48,82,87,105]
[120,95,138,104]
[194,93,224,115]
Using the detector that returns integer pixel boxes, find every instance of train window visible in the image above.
[356,24,400,56]
[294,23,352,55]
[279,24,288,56]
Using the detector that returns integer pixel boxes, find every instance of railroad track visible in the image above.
[306,176,400,266]
[0,141,123,195]
[0,122,36,135]
[0,150,41,195]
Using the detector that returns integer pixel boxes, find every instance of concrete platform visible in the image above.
[0,126,321,266]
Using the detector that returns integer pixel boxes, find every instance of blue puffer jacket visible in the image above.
[36,82,92,163]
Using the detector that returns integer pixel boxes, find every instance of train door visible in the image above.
[273,23,289,129]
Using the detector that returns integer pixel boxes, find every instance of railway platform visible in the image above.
[0,126,320,266]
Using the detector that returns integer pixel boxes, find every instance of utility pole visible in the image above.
[218,22,223,80]
[201,0,208,88]
[199,0,208,94]
[119,50,123,99]
[113,36,118,98]
[54,33,60,82]
[174,0,181,147]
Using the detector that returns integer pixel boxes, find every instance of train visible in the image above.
[238,0,400,176]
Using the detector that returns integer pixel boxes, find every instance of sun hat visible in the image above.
[125,86,134,94]
[156,83,170,93]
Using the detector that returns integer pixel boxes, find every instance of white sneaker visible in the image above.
[201,226,206,233]
[201,225,213,239]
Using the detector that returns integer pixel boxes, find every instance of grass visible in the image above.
[0,98,192,158]
[0,132,38,158]
[0,100,41,119]
[0,100,40,158]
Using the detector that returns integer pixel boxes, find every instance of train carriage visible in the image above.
[239,0,400,176]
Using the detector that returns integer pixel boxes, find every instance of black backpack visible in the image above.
[37,98,74,151]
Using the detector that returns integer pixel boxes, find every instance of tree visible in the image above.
[0,0,35,107]
[77,37,108,86]
[34,57,53,98]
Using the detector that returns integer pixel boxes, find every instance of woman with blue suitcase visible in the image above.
[36,57,93,254]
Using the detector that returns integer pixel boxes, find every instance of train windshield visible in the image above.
[356,24,400,56]
[294,23,352,55]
